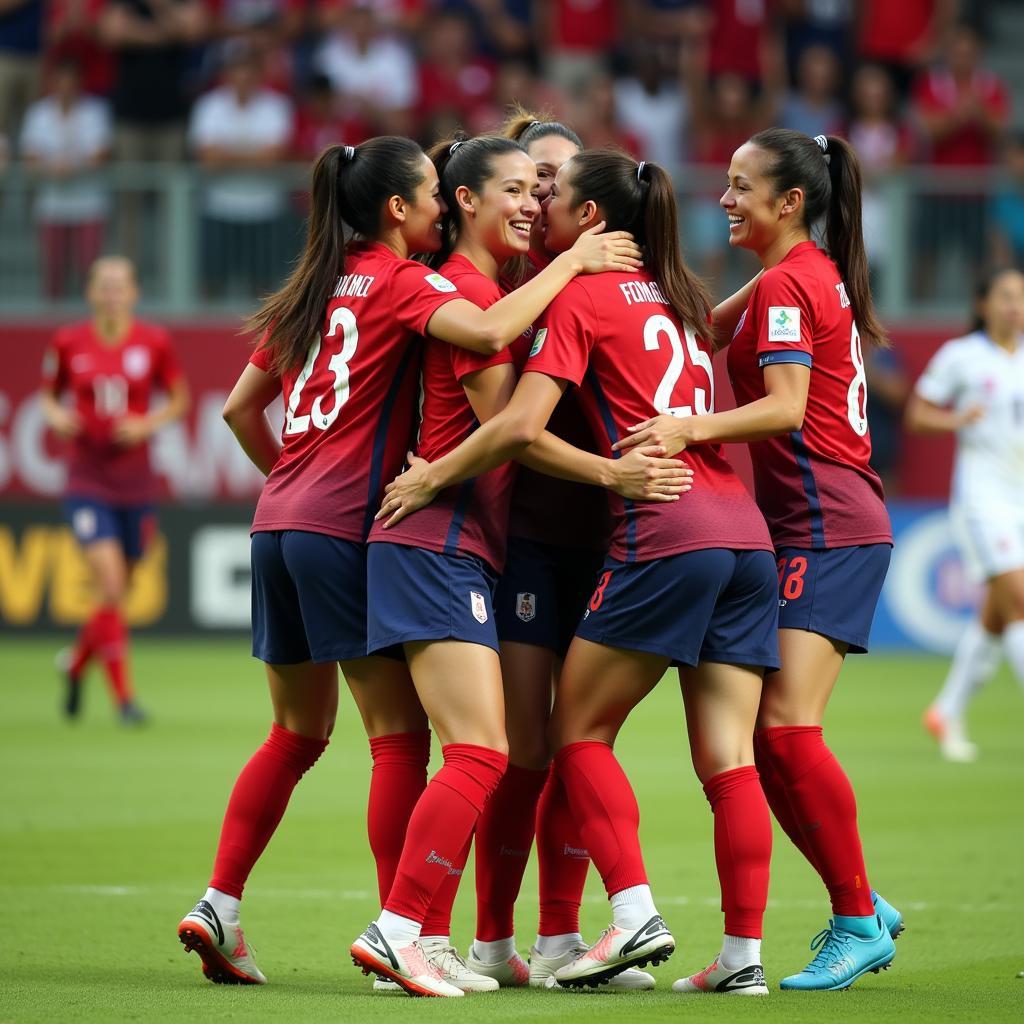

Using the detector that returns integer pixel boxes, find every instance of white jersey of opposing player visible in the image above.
[915,330,1024,507]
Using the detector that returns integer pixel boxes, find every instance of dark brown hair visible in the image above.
[427,132,526,263]
[970,265,1024,333]
[248,136,426,373]
[563,150,711,334]
[748,127,888,347]
[501,103,583,151]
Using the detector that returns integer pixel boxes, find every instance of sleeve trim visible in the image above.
[759,350,813,369]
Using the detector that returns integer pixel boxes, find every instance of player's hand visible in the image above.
[958,405,985,427]
[612,414,693,457]
[112,415,153,446]
[607,445,693,501]
[568,221,643,275]
[48,406,82,438]
[375,453,439,528]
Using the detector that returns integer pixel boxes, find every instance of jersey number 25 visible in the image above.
[643,314,715,417]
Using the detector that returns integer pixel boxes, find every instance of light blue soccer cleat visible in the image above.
[779,915,896,992]
[872,891,905,940]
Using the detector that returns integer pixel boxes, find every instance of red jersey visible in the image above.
[859,0,934,63]
[369,255,521,573]
[527,271,773,564]
[503,250,611,551]
[42,320,182,504]
[912,68,1009,167]
[250,243,462,541]
[727,241,892,549]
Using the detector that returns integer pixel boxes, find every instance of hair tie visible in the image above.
[342,145,355,160]
[528,120,541,129]
[813,135,829,154]
[636,160,647,183]
[450,140,464,155]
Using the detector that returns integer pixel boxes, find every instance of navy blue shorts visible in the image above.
[64,496,156,562]
[495,537,605,657]
[775,544,891,654]
[367,542,499,654]
[575,548,780,671]
[251,530,376,665]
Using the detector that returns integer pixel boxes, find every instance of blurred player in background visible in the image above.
[907,266,1024,762]
[614,129,904,991]
[40,255,188,724]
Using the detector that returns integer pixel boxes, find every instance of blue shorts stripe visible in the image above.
[443,479,476,557]
[788,430,825,548]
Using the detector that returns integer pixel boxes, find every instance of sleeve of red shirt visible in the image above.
[751,269,815,369]
[249,334,275,373]
[41,330,68,394]
[447,271,513,381]
[152,328,183,390]
[523,285,596,386]
[389,261,464,335]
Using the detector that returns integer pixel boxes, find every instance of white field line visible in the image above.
[7,885,1015,914]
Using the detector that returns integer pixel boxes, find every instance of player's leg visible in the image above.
[546,638,676,988]
[989,567,1024,691]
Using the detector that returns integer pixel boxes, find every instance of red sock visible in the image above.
[554,741,647,897]
[754,730,818,867]
[210,723,327,899]
[367,731,431,906]
[69,609,102,677]
[536,764,590,936]
[91,606,132,705]
[384,743,507,922]
[703,766,772,938]
[421,835,471,938]
[474,762,548,941]
[758,725,874,916]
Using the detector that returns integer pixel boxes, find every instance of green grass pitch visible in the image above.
[1,637,1022,1022]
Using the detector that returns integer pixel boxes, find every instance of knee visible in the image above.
[506,732,549,770]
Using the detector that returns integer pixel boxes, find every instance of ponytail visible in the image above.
[748,127,888,347]
[565,150,710,335]
[247,136,426,373]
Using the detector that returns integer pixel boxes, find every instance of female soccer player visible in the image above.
[41,255,189,724]
[353,133,686,995]
[908,266,1024,762]
[613,129,904,990]
[175,135,643,995]
[377,149,781,996]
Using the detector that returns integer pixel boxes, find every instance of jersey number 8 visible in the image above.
[284,307,359,435]
[847,322,868,437]
[643,314,714,418]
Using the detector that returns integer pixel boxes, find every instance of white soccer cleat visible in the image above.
[553,916,674,989]
[465,948,531,987]
[672,958,768,995]
[419,939,500,992]
[350,923,464,998]
[177,899,267,985]
[529,944,656,990]
[923,706,978,762]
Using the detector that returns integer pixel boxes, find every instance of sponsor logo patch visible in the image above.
[122,345,151,379]
[73,507,97,540]
[529,327,547,357]
[425,272,457,293]
[766,306,801,343]
[470,591,488,624]
[515,591,536,622]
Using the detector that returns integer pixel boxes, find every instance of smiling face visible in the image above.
[400,154,447,254]
[458,150,540,261]
[720,142,796,255]
[526,132,580,249]
[541,159,590,254]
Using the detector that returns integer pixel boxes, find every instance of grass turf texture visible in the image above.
[1,638,1022,1022]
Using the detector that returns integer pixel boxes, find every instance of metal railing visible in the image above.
[0,162,1014,322]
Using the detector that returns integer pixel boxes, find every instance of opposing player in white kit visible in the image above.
[906,267,1024,761]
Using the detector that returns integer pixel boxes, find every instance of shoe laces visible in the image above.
[806,923,853,972]
[406,941,444,980]
[422,943,470,978]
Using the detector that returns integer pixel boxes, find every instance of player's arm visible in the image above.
[222,363,283,477]
[40,388,81,438]
[709,272,762,351]
[460,365,691,498]
[904,392,983,434]
[612,362,811,456]
[112,377,190,446]
[424,224,642,356]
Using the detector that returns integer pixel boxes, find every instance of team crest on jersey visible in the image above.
[122,346,151,379]
[470,591,488,624]
[767,307,801,342]
[529,328,548,358]
[515,592,536,622]
[425,272,457,293]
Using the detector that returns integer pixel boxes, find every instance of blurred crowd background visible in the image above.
[1,0,1022,318]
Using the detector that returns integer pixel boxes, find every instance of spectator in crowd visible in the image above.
[911,22,1010,298]
[613,43,689,171]
[416,9,495,128]
[858,0,956,98]
[846,64,911,286]
[778,0,853,78]
[45,0,115,98]
[20,59,112,299]
[778,43,844,138]
[700,0,783,88]
[0,0,43,146]
[438,0,531,61]
[314,1,417,135]
[570,72,641,155]
[316,0,426,36]
[990,134,1024,268]
[189,43,293,298]
[291,71,370,161]
[540,0,618,97]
